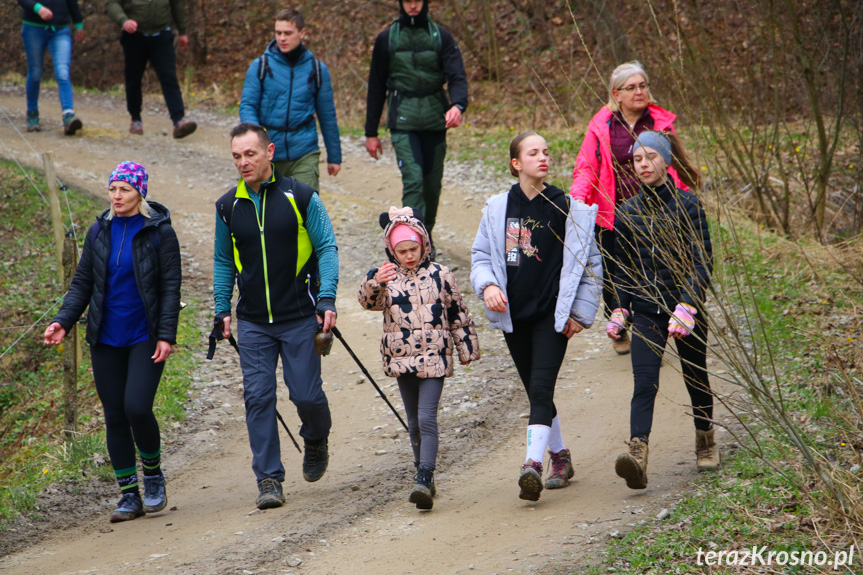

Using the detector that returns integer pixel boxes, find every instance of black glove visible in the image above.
[206,311,233,360]
[315,297,337,316]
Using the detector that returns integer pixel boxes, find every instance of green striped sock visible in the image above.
[139,448,162,477]
[114,466,139,494]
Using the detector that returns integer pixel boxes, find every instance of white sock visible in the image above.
[547,416,566,453]
[525,424,551,464]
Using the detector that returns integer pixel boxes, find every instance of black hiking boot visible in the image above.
[255,477,285,509]
[409,465,435,510]
[303,438,329,482]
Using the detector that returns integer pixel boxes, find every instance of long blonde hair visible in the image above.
[606,61,657,112]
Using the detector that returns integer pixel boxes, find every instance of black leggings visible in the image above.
[90,340,164,472]
[629,312,713,440]
[503,314,569,426]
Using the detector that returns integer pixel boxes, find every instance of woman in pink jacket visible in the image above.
[570,61,687,355]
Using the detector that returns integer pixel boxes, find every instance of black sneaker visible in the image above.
[255,477,285,509]
[409,465,435,510]
[109,492,145,523]
[143,473,167,513]
[303,438,329,482]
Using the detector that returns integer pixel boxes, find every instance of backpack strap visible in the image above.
[387,20,400,61]
[257,53,270,92]
[311,57,322,94]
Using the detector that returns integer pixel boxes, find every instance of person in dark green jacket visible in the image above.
[106,0,197,138]
[364,0,468,259]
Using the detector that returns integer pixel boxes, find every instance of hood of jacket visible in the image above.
[382,212,432,270]
[398,0,429,27]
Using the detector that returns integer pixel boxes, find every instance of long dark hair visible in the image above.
[666,131,701,190]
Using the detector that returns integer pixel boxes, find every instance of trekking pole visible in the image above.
[207,327,302,453]
[330,326,408,431]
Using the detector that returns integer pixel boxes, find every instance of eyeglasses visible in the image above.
[618,82,650,93]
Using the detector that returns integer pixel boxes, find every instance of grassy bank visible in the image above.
[0,161,201,526]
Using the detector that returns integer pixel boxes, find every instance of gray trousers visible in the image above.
[397,374,444,469]
[237,315,331,482]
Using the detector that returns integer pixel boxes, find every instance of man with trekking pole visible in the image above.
[212,122,339,510]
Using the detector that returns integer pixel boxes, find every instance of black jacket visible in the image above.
[19,0,83,27]
[53,202,182,345]
[612,181,712,315]
[364,0,468,137]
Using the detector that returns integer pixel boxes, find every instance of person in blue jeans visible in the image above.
[19,0,84,135]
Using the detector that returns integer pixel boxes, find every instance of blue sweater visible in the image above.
[100,214,150,346]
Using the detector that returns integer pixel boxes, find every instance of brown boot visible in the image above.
[695,428,720,471]
[615,437,648,489]
[545,449,574,489]
[612,331,631,355]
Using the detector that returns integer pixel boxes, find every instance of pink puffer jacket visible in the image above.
[569,104,687,230]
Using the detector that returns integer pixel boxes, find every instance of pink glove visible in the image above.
[668,303,697,337]
[606,308,629,337]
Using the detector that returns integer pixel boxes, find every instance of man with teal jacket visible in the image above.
[240,9,341,191]
[364,0,468,259]
[213,123,339,510]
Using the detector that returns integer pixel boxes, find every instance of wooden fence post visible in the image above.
[42,153,65,285]
[62,234,78,439]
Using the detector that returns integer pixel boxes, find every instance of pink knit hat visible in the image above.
[389,224,420,247]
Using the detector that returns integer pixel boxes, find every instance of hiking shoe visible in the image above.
[409,465,435,510]
[63,113,82,136]
[413,462,436,497]
[518,459,543,501]
[26,111,41,132]
[612,331,631,355]
[129,120,144,135]
[109,492,145,523]
[303,438,329,482]
[142,473,167,513]
[545,449,574,489]
[615,437,649,490]
[255,477,285,509]
[695,428,720,471]
[172,119,197,139]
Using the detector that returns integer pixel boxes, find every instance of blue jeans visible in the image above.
[21,24,74,114]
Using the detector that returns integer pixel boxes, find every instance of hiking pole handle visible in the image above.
[276,409,302,453]
[331,326,409,432]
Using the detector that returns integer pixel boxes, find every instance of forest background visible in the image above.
[1,0,862,573]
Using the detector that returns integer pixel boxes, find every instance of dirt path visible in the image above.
[0,88,724,575]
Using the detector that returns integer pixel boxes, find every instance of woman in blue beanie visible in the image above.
[606,131,718,489]
[44,162,181,522]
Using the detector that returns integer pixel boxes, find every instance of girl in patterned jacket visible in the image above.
[358,207,480,510]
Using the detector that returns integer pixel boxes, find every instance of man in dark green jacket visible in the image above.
[106,0,196,138]
[364,0,468,259]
